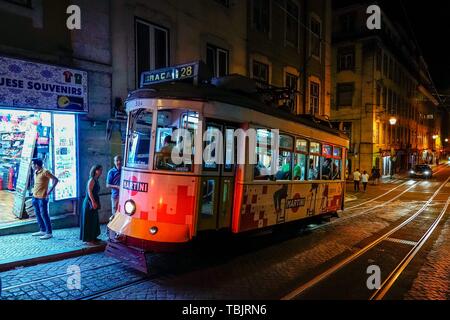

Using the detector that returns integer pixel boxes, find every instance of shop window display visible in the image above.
[0,110,53,224]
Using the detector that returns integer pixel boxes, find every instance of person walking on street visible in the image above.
[371,167,380,185]
[353,169,361,192]
[80,165,103,245]
[31,158,59,240]
[362,170,370,192]
[106,155,122,217]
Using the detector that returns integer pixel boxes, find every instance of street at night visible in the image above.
[2,165,450,301]
[1,0,450,314]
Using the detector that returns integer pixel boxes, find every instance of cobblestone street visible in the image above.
[0,225,108,269]
[1,167,450,300]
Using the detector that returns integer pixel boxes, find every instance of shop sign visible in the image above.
[0,56,88,113]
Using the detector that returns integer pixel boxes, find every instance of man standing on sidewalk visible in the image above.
[106,155,122,217]
[31,158,59,240]
[353,169,361,192]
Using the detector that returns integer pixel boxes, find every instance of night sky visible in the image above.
[334,0,450,91]
[403,1,450,91]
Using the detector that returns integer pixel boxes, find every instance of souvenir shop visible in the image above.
[0,56,88,226]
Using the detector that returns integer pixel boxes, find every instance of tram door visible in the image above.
[197,122,236,232]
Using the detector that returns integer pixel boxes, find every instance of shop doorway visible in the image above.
[0,109,77,227]
[382,156,391,177]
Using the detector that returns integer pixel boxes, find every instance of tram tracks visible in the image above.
[282,173,450,300]
[308,165,449,232]
[1,261,123,293]
[75,277,151,300]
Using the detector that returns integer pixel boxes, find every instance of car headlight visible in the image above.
[124,200,136,216]
[410,171,415,174]
[424,171,431,175]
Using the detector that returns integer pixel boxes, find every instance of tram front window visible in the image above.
[154,109,199,172]
[126,109,153,169]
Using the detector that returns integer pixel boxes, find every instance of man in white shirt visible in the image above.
[353,169,361,192]
[361,170,370,192]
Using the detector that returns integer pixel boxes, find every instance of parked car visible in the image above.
[409,165,433,179]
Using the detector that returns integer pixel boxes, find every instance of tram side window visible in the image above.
[154,109,199,172]
[333,147,342,180]
[321,145,333,180]
[294,138,308,181]
[275,134,294,181]
[127,110,153,169]
[254,129,275,180]
[308,142,321,180]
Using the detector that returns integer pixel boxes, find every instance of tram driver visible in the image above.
[155,135,176,169]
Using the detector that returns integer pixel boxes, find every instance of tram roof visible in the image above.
[126,81,348,140]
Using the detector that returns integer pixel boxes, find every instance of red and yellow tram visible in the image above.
[106,62,349,272]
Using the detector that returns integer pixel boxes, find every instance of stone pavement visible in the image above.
[0,225,108,272]
[0,196,418,300]
[404,203,450,300]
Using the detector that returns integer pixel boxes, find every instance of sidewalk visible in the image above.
[0,225,108,272]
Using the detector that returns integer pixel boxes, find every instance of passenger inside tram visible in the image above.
[154,109,198,172]
[308,157,320,180]
[275,153,292,181]
[293,154,306,181]
[321,158,332,180]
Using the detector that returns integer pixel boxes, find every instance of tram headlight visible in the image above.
[124,200,136,216]
[149,226,158,235]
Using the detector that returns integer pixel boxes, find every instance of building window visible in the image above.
[383,53,388,76]
[310,81,320,115]
[388,57,393,79]
[252,60,269,83]
[213,0,229,7]
[252,0,270,34]
[376,48,382,71]
[285,72,299,110]
[338,46,355,71]
[339,12,356,33]
[336,83,354,107]
[310,16,321,59]
[206,44,229,78]
[135,19,169,87]
[285,0,299,47]
[376,84,381,106]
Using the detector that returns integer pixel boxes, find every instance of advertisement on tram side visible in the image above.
[237,182,344,232]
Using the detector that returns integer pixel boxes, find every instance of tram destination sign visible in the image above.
[140,62,199,87]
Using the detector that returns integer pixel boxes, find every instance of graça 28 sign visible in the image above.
[140,62,198,87]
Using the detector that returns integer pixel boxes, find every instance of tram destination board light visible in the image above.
[140,62,204,87]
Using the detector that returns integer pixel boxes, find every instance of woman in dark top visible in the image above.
[80,165,103,244]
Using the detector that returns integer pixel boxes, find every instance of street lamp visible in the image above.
[388,117,397,179]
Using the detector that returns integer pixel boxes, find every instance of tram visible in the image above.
[106,62,349,272]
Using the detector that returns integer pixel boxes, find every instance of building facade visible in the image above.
[0,0,113,231]
[331,3,442,176]
[246,0,332,118]
[0,0,334,232]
